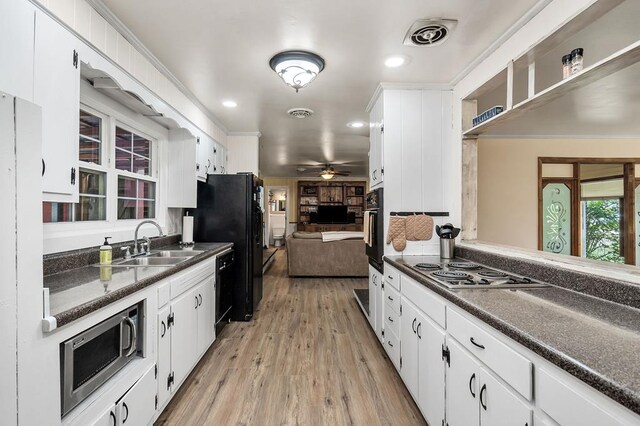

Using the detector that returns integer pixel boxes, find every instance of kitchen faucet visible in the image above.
[133,220,164,255]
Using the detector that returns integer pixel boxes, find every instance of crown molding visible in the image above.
[85,0,229,135]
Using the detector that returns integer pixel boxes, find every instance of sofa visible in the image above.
[286,232,369,277]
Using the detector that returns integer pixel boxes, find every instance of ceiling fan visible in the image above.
[297,164,352,180]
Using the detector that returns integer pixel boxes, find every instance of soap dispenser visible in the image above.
[100,237,113,265]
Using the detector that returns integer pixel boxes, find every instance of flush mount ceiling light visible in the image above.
[347,121,365,128]
[222,100,237,108]
[269,50,325,93]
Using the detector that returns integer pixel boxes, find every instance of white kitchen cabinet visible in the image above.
[170,285,200,389]
[90,404,116,426]
[116,364,157,426]
[34,10,80,202]
[445,337,532,426]
[157,275,216,406]
[401,298,446,426]
[197,135,215,180]
[0,0,35,101]
[367,265,378,333]
[157,305,172,410]
[417,310,446,426]
[167,129,197,208]
[446,338,481,426]
[368,93,384,187]
[478,366,532,426]
[196,277,215,355]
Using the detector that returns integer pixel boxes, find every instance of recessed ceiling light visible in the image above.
[385,56,407,68]
[222,100,237,108]
[347,121,365,128]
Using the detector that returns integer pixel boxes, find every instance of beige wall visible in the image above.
[477,138,640,249]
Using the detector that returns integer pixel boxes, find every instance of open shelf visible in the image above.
[464,39,640,138]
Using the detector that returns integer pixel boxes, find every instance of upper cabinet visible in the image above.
[369,94,384,188]
[167,129,197,208]
[34,10,80,202]
[0,1,35,101]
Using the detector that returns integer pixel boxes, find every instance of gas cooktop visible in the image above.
[409,260,549,290]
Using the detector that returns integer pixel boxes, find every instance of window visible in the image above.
[118,177,156,219]
[43,109,107,223]
[43,107,158,224]
[115,126,152,176]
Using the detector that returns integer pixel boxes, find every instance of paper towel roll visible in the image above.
[183,215,194,244]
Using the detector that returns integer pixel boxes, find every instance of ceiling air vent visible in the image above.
[288,108,314,119]
[404,19,457,47]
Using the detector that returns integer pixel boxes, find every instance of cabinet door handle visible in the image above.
[388,341,393,347]
[387,275,393,280]
[122,402,129,423]
[470,337,485,349]
[469,373,476,398]
[198,294,202,306]
[480,384,487,410]
[387,295,393,301]
[109,411,116,426]
[417,322,422,339]
[161,320,166,338]
[42,159,45,176]
[412,318,417,333]
[70,167,76,185]
[388,316,393,322]
[195,296,199,309]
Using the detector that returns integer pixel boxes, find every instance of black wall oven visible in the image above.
[60,303,143,416]
[365,188,384,272]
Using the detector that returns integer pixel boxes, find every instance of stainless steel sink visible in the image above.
[112,257,185,267]
[149,250,204,258]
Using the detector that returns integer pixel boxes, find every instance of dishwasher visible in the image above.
[216,249,235,333]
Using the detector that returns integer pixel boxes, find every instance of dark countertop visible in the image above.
[45,243,233,328]
[384,255,640,416]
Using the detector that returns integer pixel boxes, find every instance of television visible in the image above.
[316,205,349,224]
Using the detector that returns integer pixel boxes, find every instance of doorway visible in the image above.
[266,186,289,248]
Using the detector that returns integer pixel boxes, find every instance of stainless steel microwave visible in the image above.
[60,303,143,416]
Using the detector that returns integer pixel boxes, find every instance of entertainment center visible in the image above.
[297,181,366,232]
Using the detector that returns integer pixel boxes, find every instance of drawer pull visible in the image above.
[417,322,422,339]
[412,318,417,333]
[470,337,485,349]
[469,373,476,398]
[387,275,394,280]
[388,341,394,347]
[387,295,394,301]
[480,384,487,410]
[388,316,393,322]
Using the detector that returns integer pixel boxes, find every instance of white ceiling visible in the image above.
[100,0,542,177]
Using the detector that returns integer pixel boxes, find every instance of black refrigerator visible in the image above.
[193,173,263,321]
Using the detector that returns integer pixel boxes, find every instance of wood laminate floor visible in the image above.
[156,249,426,426]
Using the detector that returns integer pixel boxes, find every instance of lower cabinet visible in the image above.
[368,265,384,343]
[157,276,216,409]
[400,298,446,426]
[82,364,156,426]
[445,337,532,426]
